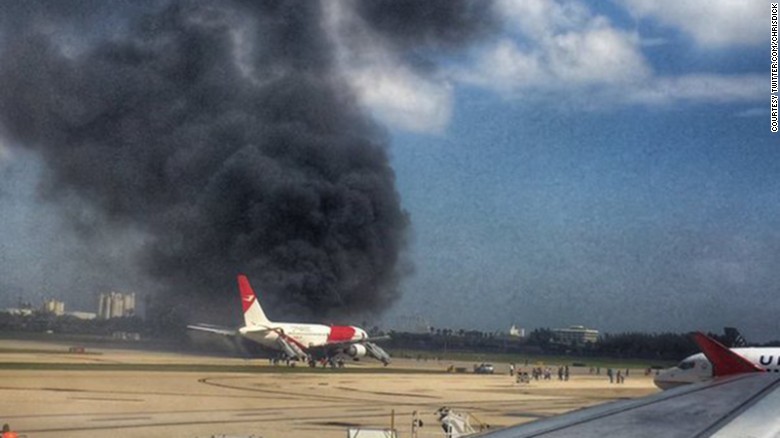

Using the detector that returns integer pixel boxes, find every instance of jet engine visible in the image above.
[346,344,367,358]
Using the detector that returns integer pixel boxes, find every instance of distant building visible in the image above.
[508,324,525,338]
[2,308,33,316]
[42,299,65,316]
[552,325,599,345]
[111,331,141,341]
[67,311,97,320]
[98,292,136,319]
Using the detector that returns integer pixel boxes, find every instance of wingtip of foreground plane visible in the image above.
[693,331,763,377]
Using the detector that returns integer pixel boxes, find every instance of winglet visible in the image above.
[693,332,763,376]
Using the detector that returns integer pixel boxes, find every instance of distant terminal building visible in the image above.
[2,308,33,316]
[508,324,525,338]
[42,299,65,316]
[552,325,599,345]
[98,292,136,319]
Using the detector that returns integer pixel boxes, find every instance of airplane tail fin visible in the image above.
[693,332,763,377]
[238,275,271,327]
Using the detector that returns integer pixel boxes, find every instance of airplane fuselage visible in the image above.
[239,323,367,350]
[654,347,780,389]
[188,275,391,365]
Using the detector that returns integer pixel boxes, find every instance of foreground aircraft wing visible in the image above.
[478,373,780,438]
[186,324,238,337]
[479,332,779,437]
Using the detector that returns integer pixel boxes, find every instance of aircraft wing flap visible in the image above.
[479,373,780,438]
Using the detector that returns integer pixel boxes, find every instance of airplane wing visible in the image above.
[324,334,391,349]
[310,336,392,365]
[186,324,238,337]
[478,332,780,437]
[477,373,780,438]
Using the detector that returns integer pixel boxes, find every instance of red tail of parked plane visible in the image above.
[654,331,776,390]
[692,332,763,376]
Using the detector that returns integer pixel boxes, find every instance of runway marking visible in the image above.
[39,387,87,392]
[70,396,145,402]
[333,385,440,399]
[233,411,284,417]
[198,376,387,404]
[309,421,362,427]
[19,411,414,434]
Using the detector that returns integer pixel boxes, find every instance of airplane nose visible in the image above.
[653,370,678,390]
[653,376,671,390]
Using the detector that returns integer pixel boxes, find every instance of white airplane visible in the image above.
[481,332,780,437]
[654,333,780,389]
[187,275,391,365]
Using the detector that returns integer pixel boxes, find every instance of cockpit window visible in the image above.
[678,361,695,370]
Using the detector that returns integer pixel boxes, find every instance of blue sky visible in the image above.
[361,1,778,339]
[0,0,777,340]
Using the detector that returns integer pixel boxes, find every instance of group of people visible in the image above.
[606,367,629,384]
[508,363,636,385]
[509,363,570,383]
[588,366,630,383]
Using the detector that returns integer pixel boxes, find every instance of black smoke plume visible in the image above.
[0,0,495,321]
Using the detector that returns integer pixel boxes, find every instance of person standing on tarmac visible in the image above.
[2,423,18,438]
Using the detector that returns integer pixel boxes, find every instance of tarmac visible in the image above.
[0,339,658,438]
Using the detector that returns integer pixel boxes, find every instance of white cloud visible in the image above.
[620,0,765,48]
[629,74,765,105]
[317,0,764,133]
[455,0,763,108]
[346,65,453,134]
[321,1,453,134]
[456,39,546,91]
[497,0,591,38]
[547,24,650,85]
[457,0,650,94]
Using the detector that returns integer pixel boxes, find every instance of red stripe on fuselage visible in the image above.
[327,325,355,343]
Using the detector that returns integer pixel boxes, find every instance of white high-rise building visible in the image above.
[509,324,525,338]
[97,292,136,319]
[552,325,599,345]
[42,299,65,316]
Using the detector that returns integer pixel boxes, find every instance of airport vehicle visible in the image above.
[653,333,780,390]
[187,275,391,365]
[474,363,495,374]
[479,333,780,437]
